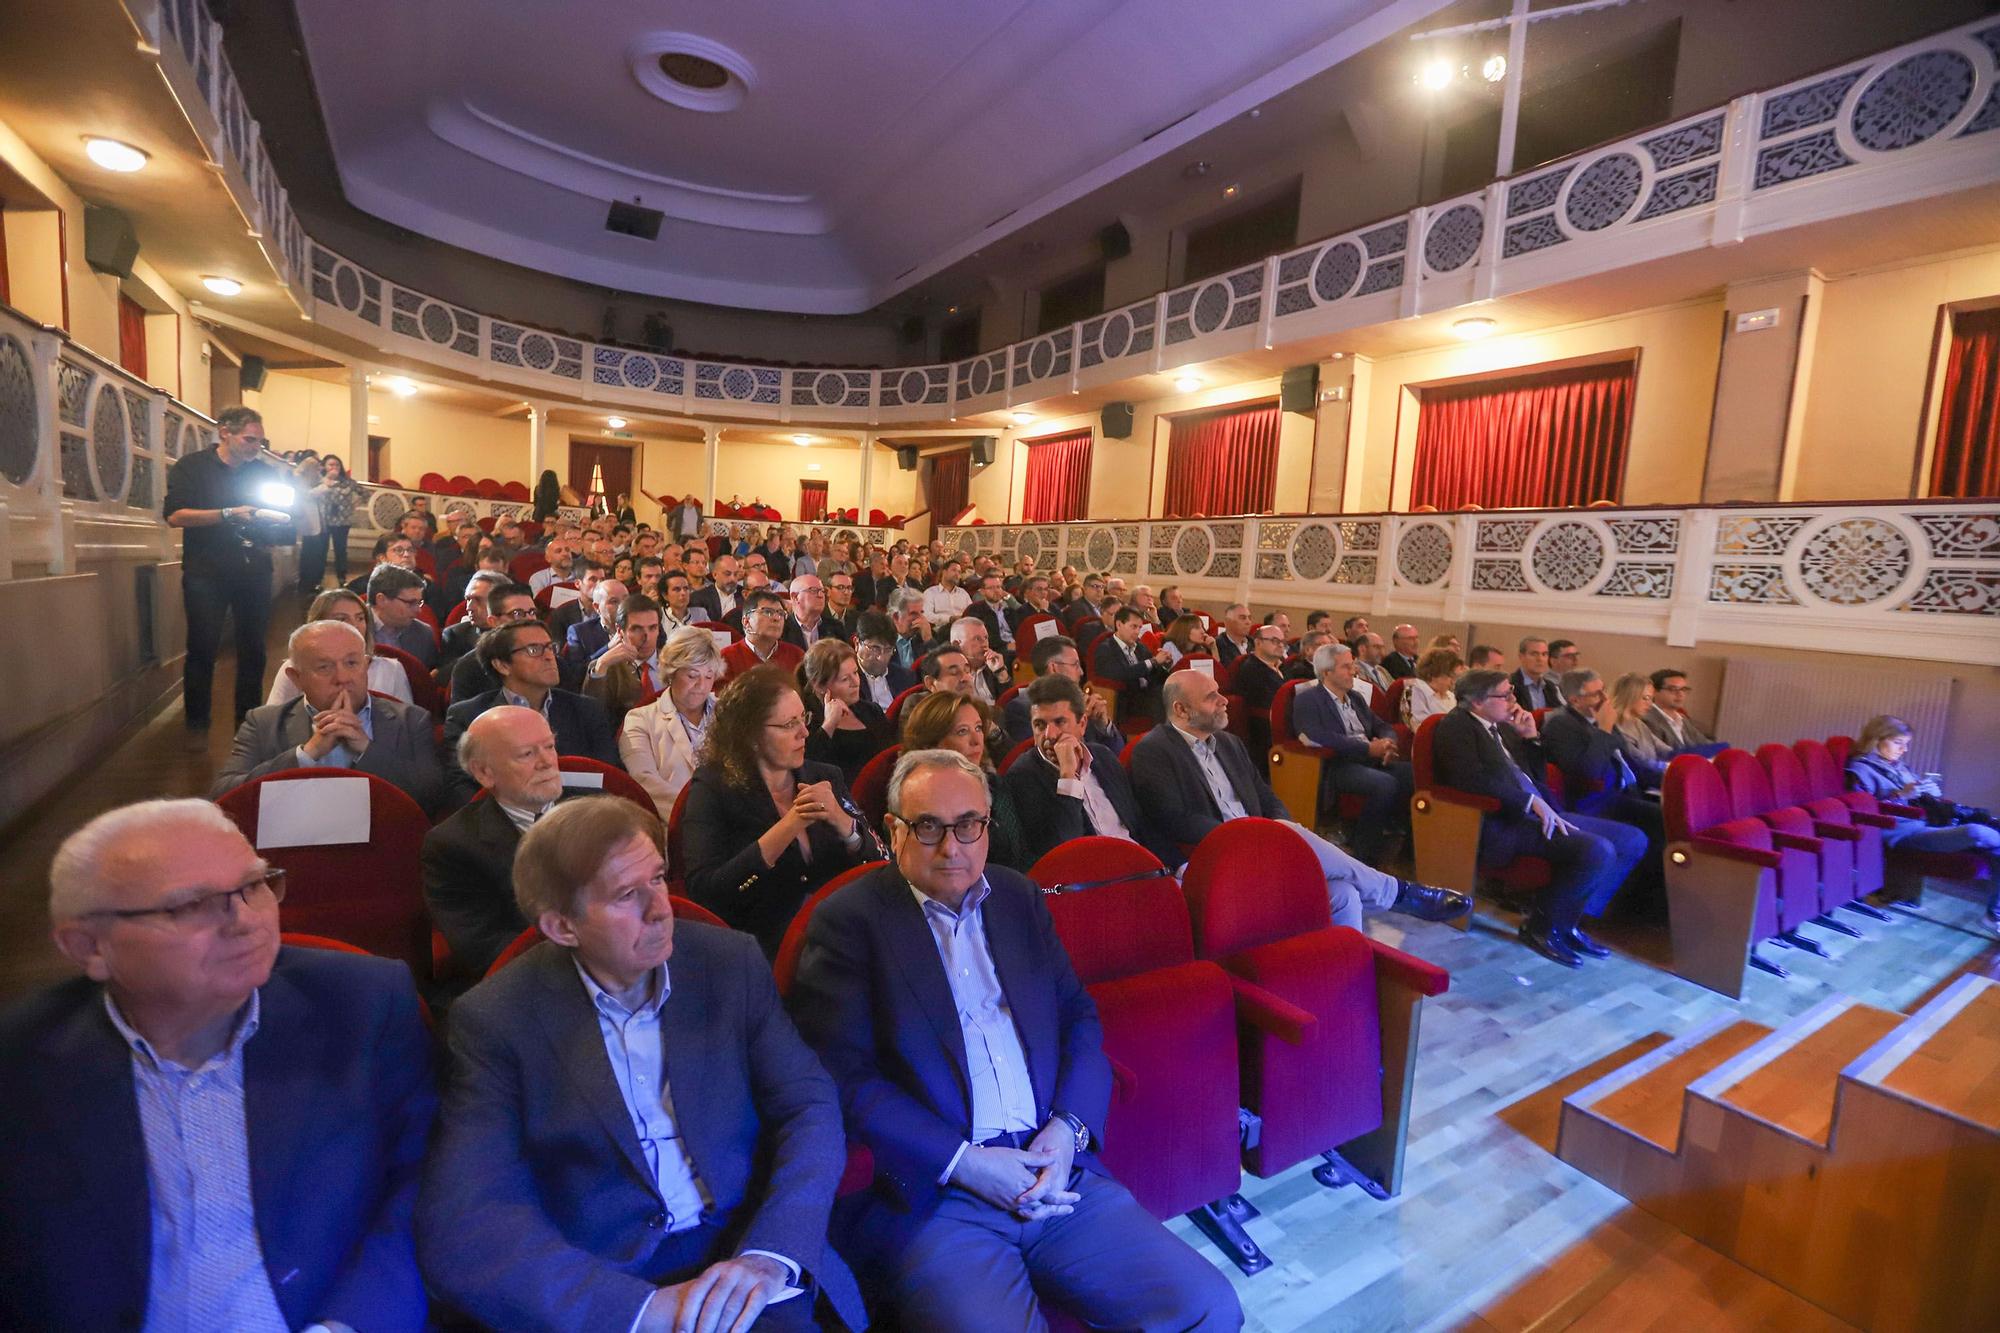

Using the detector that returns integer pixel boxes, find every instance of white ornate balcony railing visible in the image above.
[135,0,2000,426]
[939,505,2000,668]
[0,300,202,574]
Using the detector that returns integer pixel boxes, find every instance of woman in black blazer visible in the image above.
[681,665,880,956]
[799,640,894,784]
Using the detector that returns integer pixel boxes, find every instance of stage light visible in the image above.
[1482,54,1508,83]
[792,433,814,446]
[1010,412,1035,425]
[1418,59,1454,91]
[84,137,148,172]
[382,376,417,397]
[1453,317,1497,340]
[202,276,243,296]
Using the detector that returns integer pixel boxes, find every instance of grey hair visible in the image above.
[948,616,984,645]
[1559,668,1601,699]
[288,617,366,660]
[456,703,547,773]
[889,587,925,616]
[464,569,509,597]
[657,624,722,679]
[49,799,244,920]
[886,748,987,818]
[1311,642,1348,674]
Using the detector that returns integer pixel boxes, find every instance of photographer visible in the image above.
[163,406,296,745]
[1847,714,1998,925]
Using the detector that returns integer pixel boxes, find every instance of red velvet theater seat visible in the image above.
[1408,714,1544,927]
[1761,742,1890,924]
[1181,819,1447,1197]
[215,769,433,980]
[1043,875,1267,1274]
[1661,754,1794,999]
[1027,837,1166,894]
[1716,748,1845,949]
[850,745,901,837]
[1802,737,1991,905]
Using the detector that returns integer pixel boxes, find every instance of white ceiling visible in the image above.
[295,0,1454,314]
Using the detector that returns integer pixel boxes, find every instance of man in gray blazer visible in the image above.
[419,797,864,1333]
[212,620,443,814]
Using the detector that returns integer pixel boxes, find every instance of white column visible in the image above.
[703,425,720,509]
[347,364,369,473]
[1493,0,1529,179]
[858,431,874,524]
[528,401,549,483]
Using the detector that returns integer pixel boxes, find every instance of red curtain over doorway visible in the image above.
[799,479,829,521]
[1931,306,2000,498]
[1021,429,1092,522]
[927,449,969,522]
[1162,400,1280,518]
[117,292,147,380]
[1409,359,1634,510]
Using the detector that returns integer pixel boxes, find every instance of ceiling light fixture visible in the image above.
[1009,412,1035,426]
[1174,375,1203,393]
[84,136,149,172]
[606,416,627,429]
[1482,54,1508,82]
[382,375,418,397]
[1452,317,1497,340]
[792,433,813,446]
[1222,184,1239,199]
[1418,59,1455,91]
[201,276,243,296]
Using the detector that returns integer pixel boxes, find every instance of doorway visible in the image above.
[569,438,635,514]
[367,435,390,483]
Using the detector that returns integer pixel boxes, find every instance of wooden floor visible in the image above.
[3,595,1997,1331]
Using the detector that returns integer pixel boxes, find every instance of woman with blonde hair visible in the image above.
[1608,672,1673,780]
[618,625,722,814]
[900,690,1027,871]
[798,638,893,783]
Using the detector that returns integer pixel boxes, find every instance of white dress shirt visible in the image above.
[1047,750,1134,842]
[861,668,896,710]
[921,584,971,627]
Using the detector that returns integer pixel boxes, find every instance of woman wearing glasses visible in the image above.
[899,690,1028,871]
[680,666,880,957]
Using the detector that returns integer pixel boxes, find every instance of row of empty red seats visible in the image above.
[416,473,532,501]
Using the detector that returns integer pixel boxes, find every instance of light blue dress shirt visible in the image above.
[104,992,290,1333]
[1172,724,1249,820]
[912,877,1040,1182]
[294,697,375,769]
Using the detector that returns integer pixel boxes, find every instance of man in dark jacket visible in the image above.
[441,620,622,808]
[1002,676,1162,866]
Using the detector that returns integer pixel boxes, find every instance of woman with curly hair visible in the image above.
[898,689,1027,871]
[798,639,893,784]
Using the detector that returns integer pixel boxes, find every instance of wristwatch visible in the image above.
[1053,1109,1090,1154]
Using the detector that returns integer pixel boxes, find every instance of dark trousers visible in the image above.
[327,524,352,582]
[297,532,329,592]
[1482,815,1629,932]
[183,563,274,729]
[1323,759,1413,865]
[1576,794,1667,920]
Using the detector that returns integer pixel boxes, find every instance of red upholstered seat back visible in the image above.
[852,745,901,834]
[1045,878,1195,983]
[215,769,432,975]
[885,685,926,725]
[1827,734,1854,768]
[1384,678,1409,720]
[444,602,469,626]
[1015,614,1057,647]
[997,738,1034,774]
[666,784,692,886]
[1413,714,1443,789]
[1663,753,1730,840]
[774,862,887,996]
[1027,837,1165,894]
[373,644,439,716]
[1272,678,1302,738]
[557,756,660,816]
[1757,744,1813,808]
[509,551,549,583]
[1793,739,1843,803]
[1181,818,1328,958]
[1715,748,1776,819]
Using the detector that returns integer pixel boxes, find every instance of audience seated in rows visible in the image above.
[526,537,577,595]
[1004,675,1153,868]
[583,594,670,727]
[268,588,413,708]
[787,749,1242,1332]
[947,616,1010,704]
[1540,669,1668,915]
[436,570,509,685]
[1643,668,1725,755]
[448,580,538,702]
[444,619,622,808]
[1091,608,1174,725]
[783,573,848,649]
[618,626,724,816]
[854,611,919,710]
[1003,634,1123,752]
[1383,624,1422,680]
[1846,713,1999,924]
[218,620,444,815]
[902,689,1027,870]
[725,589,808,680]
[1509,636,1564,711]
[564,574,625,676]
[799,639,894,785]
[1350,632,1394,693]
[369,564,439,671]
[1293,644,1413,866]
[963,571,1017,660]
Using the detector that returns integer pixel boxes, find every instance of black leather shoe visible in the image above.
[1565,927,1612,959]
[1518,920,1582,968]
[1391,880,1471,922]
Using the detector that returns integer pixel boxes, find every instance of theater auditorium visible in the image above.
[2,0,1997,1329]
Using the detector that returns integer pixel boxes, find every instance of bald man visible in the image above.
[422,706,573,979]
[214,619,443,814]
[1,799,434,1331]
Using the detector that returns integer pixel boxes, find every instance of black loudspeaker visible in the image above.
[896,445,919,471]
[1101,401,1135,439]
[1280,364,1319,414]
[1098,221,1132,263]
[84,205,140,278]
[239,356,268,392]
[970,436,995,466]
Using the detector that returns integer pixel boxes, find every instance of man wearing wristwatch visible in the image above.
[789,749,1241,1331]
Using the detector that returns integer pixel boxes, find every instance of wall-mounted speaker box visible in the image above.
[84,205,140,278]
[1098,221,1132,263]
[239,355,268,393]
[970,436,996,466]
[896,445,919,470]
[1280,363,1319,414]
[1101,401,1135,438]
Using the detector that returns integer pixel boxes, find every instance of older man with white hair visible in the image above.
[0,799,434,1332]
[948,615,1009,703]
[214,619,444,814]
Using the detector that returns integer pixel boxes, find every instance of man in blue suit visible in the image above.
[419,796,864,1333]
[0,799,434,1332]
[1290,643,1414,865]
[790,749,1240,1331]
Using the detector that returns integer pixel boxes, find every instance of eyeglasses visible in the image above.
[890,813,992,846]
[751,607,786,620]
[495,605,538,621]
[88,868,286,928]
[1480,689,1515,702]
[509,640,556,658]
[391,594,425,609]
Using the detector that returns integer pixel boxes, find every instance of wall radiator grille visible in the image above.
[1713,659,1953,779]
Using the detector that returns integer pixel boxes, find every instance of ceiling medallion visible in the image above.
[629,34,754,113]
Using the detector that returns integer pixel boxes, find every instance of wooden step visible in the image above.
[1866,975,2000,1131]
[1703,1000,1900,1145]
[1579,1020,1771,1152]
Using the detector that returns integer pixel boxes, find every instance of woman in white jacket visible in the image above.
[618,625,722,813]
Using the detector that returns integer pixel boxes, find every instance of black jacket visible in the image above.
[1509,668,1565,712]
[421,794,555,979]
[1002,742,1156,866]
[440,688,622,808]
[1384,651,1421,681]
[1090,634,1169,722]
[1127,723,1285,857]
[1231,655,1286,719]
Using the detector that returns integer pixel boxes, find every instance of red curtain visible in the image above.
[1162,401,1281,518]
[1931,306,2000,498]
[927,449,970,522]
[117,292,147,380]
[1021,429,1092,522]
[1409,360,1634,510]
[799,479,829,521]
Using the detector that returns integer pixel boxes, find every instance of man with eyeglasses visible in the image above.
[448,582,537,703]
[367,563,439,670]
[782,573,849,649]
[918,644,977,699]
[1,798,434,1333]
[853,612,918,710]
[965,573,1017,663]
[724,590,807,680]
[1430,668,1636,968]
[215,619,444,814]
[789,749,1241,1333]
[1232,622,1289,721]
[1642,668,1724,755]
[824,570,860,635]
[447,619,622,807]
[1003,635,1121,752]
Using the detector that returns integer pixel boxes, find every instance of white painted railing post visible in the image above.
[1670,509,1719,647]
[1711,93,1760,246]
[1399,205,1428,320]
[1373,513,1398,615]
[1441,511,1476,623]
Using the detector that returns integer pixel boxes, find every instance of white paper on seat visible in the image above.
[1033,619,1059,641]
[548,586,582,608]
[257,776,371,848]
[709,629,733,650]
[562,770,605,789]
[1190,658,1215,678]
